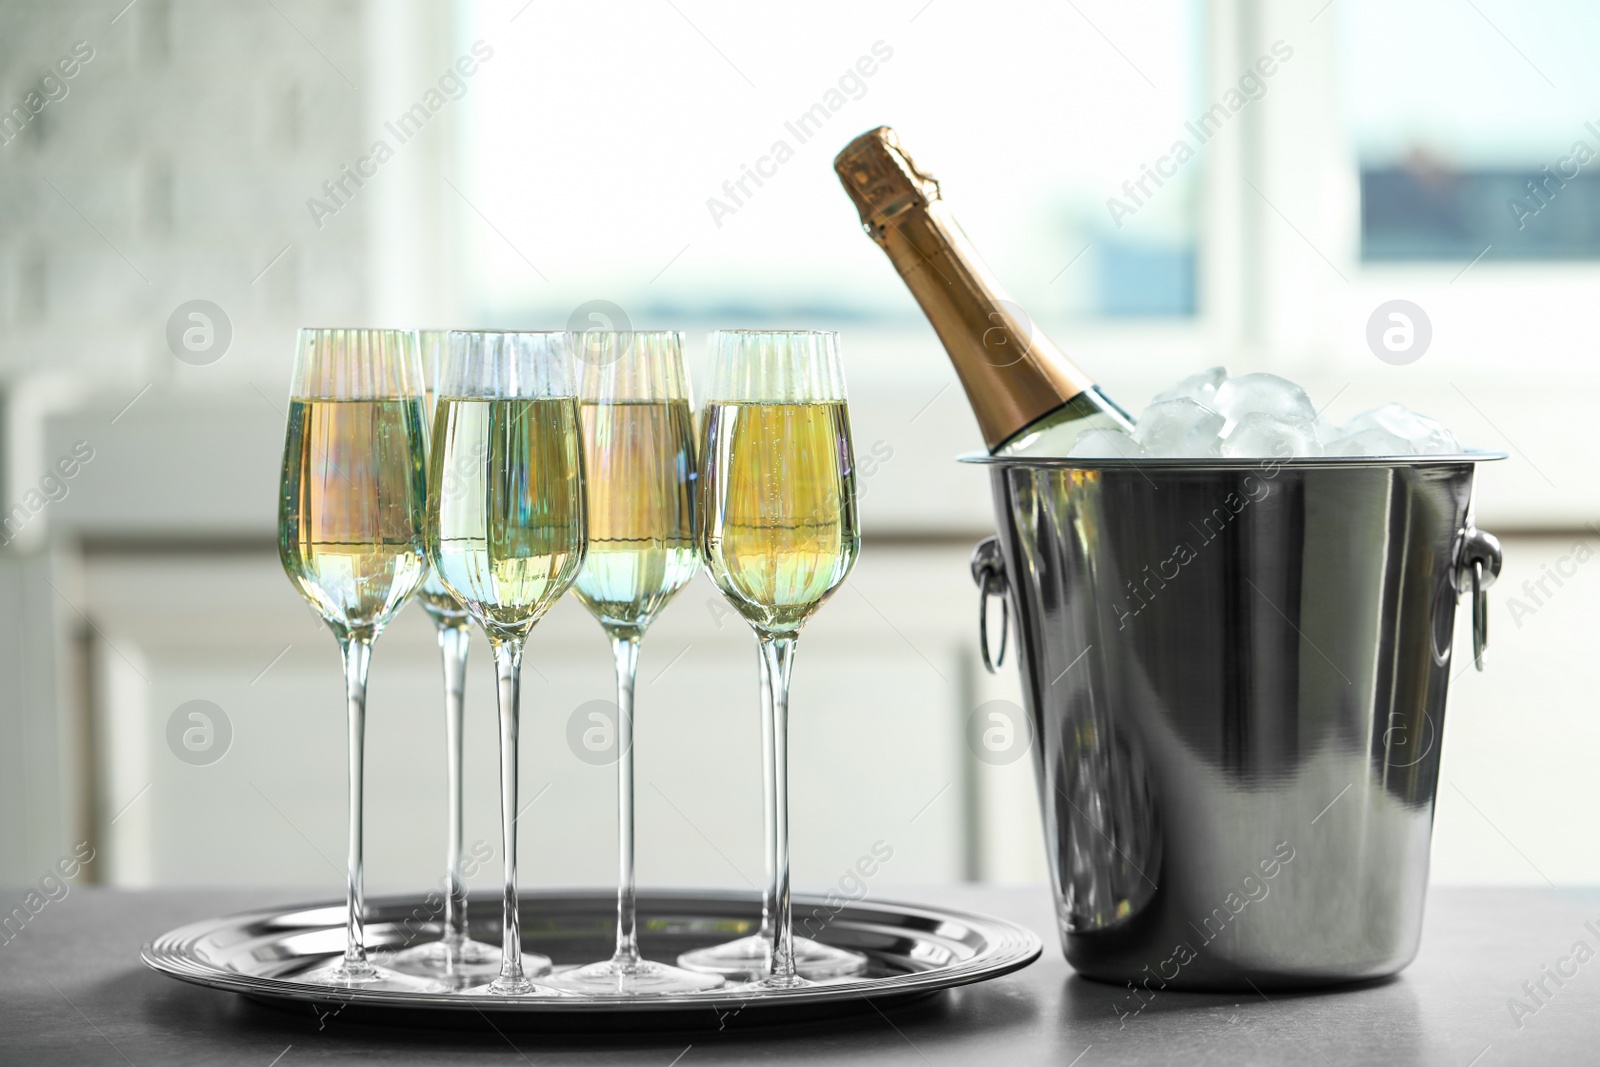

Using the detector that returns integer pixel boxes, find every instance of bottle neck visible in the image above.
[875,201,1095,451]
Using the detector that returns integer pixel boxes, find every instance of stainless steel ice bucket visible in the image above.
[965,452,1505,990]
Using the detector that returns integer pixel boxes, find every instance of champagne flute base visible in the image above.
[388,937,520,980]
[676,934,867,981]
[484,974,547,996]
[543,957,726,996]
[297,957,447,993]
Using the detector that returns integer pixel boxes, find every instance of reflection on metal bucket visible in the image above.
[967,453,1504,989]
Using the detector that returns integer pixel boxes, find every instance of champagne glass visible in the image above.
[428,331,587,995]
[389,331,514,982]
[683,330,863,989]
[277,328,437,990]
[543,332,724,996]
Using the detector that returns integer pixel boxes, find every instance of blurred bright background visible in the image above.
[0,0,1596,901]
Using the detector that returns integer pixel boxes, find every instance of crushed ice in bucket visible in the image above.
[1068,367,1462,459]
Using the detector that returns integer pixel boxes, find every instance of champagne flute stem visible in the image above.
[758,634,798,984]
[757,648,775,943]
[339,636,374,977]
[438,620,471,950]
[492,637,529,992]
[610,633,642,970]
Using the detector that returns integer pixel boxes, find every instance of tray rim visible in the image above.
[140,887,1044,1015]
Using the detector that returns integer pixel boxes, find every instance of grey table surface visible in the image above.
[1,884,1597,1066]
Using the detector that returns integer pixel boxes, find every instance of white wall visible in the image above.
[78,544,1018,896]
[1431,534,1600,885]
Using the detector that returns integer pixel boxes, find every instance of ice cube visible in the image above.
[1211,372,1317,429]
[1134,398,1225,458]
[1221,413,1322,458]
[1338,403,1459,455]
[1067,427,1148,459]
[1324,427,1414,457]
[1152,366,1228,406]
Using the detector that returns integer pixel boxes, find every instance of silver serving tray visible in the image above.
[141,889,1042,1029]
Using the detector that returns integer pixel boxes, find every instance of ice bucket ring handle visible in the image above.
[970,536,1009,674]
[972,529,1501,673]
[1455,526,1503,672]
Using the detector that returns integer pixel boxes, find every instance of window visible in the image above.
[459,0,1202,325]
[1343,0,1600,260]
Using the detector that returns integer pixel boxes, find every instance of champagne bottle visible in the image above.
[833,126,1133,455]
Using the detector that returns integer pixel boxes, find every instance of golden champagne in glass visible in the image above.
[699,400,858,633]
[571,397,699,631]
